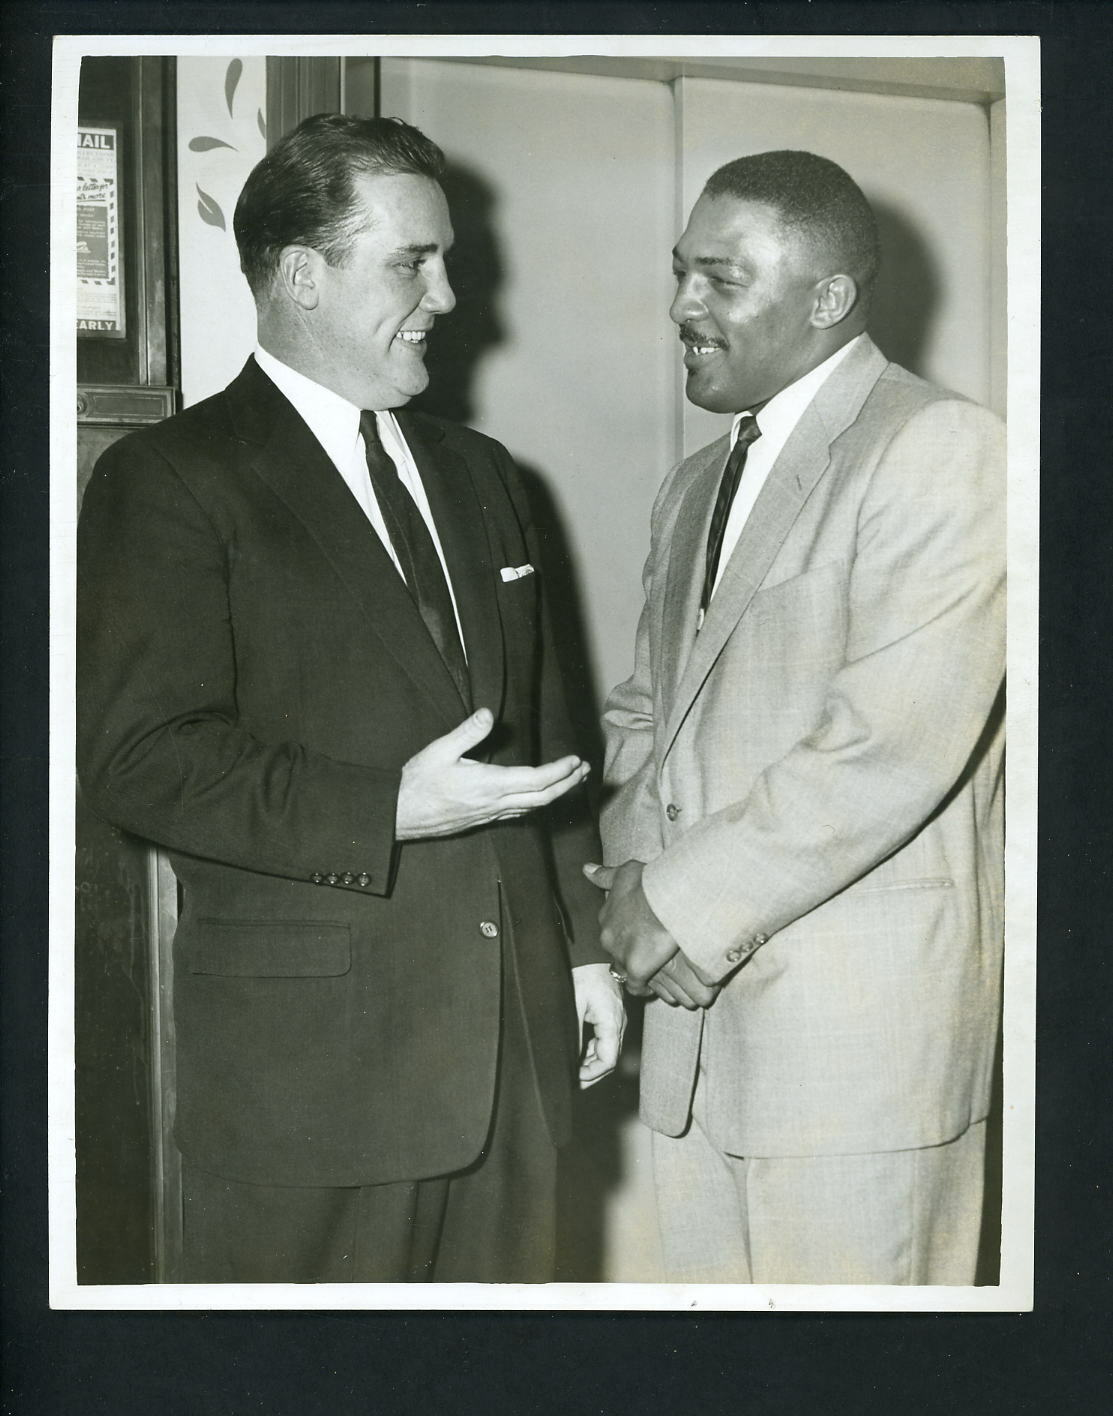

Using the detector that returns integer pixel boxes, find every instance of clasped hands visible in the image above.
[583,860,720,1011]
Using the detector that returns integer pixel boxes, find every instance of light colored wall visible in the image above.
[380,59,676,704]
[990,98,1007,417]
[176,56,266,408]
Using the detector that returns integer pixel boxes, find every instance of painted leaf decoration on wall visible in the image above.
[225,58,243,117]
[257,108,266,141]
[196,184,226,230]
[188,136,237,152]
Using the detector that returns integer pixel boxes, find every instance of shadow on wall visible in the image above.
[868,198,941,380]
[414,160,635,1278]
[412,161,505,429]
[414,161,606,769]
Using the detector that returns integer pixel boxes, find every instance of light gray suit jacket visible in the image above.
[602,336,1005,1158]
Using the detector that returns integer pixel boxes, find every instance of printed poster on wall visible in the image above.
[77,125,125,337]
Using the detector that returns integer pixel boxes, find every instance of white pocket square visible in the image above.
[500,563,535,582]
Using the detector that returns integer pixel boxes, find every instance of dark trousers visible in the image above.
[180,943,558,1283]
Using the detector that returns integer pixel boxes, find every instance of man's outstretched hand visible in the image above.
[396,707,590,840]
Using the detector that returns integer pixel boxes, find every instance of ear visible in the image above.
[810,274,858,329]
[276,245,322,311]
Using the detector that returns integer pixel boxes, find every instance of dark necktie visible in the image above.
[360,412,470,707]
[698,412,762,629]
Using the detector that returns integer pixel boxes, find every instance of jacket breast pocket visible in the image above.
[729,561,848,705]
[496,569,540,632]
[189,919,352,977]
[497,569,538,600]
[746,559,846,627]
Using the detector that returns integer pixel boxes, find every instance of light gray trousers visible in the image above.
[652,1063,987,1286]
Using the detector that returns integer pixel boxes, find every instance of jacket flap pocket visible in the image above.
[190,920,351,977]
[748,559,844,620]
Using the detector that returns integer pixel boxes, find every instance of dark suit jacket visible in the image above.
[77,357,602,1188]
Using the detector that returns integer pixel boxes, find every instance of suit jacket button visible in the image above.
[357,873,371,888]
[326,873,339,885]
[479,920,499,939]
[666,803,681,822]
[726,947,742,964]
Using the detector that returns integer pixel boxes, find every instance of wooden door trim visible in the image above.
[265,57,342,146]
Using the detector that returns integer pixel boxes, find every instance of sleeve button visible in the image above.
[341,872,354,885]
[326,873,339,885]
[357,873,371,887]
[725,947,742,964]
[311,872,324,884]
[753,933,768,947]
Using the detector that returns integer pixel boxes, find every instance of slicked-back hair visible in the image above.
[234,113,447,297]
[704,150,881,297]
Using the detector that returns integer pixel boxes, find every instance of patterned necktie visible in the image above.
[698,412,762,630]
[360,412,470,707]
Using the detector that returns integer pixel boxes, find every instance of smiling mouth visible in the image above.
[682,340,727,364]
[395,329,428,347]
[680,326,726,359]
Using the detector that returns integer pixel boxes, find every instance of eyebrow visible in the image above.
[392,242,441,258]
[671,247,749,275]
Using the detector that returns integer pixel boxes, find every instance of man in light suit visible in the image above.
[78,114,623,1283]
[587,151,1004,1285]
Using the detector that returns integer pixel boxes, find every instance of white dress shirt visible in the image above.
[254,345,467,654]
[710,333,863,599]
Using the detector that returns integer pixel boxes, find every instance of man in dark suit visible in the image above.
[78,113,623,1283]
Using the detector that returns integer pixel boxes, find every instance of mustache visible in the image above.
[679,324,727,348]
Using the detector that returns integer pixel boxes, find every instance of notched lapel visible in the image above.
[659,441,727,713]
[229,363,468,722]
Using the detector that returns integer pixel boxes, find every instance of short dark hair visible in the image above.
[233,113,447,296]
[704,150,880,295]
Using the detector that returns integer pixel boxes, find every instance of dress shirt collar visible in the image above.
[730,332,863,450]
[254,344,366,471]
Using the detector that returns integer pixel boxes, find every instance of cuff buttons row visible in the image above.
[311,871,372,888]
[725,932,768,965]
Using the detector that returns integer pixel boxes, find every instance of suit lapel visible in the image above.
[398,411,506,721]
[661,336,889,757]
[658,439,728,714]
[226,360,467,722]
